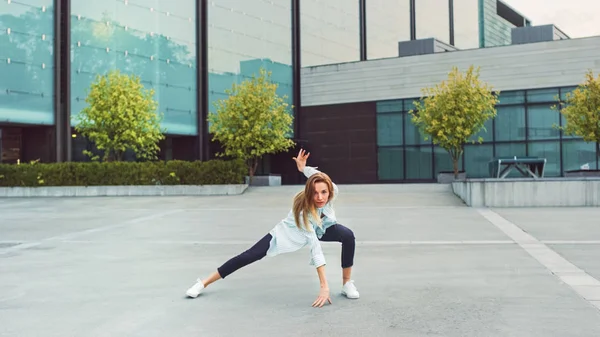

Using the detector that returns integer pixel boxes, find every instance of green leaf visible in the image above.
[408,65,499,176]
[208,68,296,177]
[552,70,600,146]
[74,69,164,162]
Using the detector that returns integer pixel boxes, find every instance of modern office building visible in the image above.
[0,0,597,184]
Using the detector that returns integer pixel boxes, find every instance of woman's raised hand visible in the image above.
[292,148,310,173]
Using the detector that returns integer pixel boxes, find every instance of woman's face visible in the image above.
[313,181,329,208]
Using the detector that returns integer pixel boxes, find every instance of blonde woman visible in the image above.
[185,149,359,307]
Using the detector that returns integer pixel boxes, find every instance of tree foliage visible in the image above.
[74,70,165,162]
[409,65,499,177]
[553,70,600,155]
[208,68,295,180]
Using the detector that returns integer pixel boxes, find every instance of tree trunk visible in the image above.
[247,158,260,185]
[453,158,459,178]
[449,147,463,179]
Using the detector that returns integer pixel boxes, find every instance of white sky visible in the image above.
[502,0,600,38]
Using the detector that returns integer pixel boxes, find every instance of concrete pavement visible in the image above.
[1,184,600,336]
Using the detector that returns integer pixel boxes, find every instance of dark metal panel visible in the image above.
[301,101,377,183]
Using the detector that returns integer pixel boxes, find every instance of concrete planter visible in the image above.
[245,174,282,186]
[0,184,248,197]
[437,171,466,184]
[564,170,600,178]
[452,177,600,207]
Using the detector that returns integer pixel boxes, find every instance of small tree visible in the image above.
[553,70,600,157]
[409,65,499,178]
[75,70,165,162]
[208,68,295,182]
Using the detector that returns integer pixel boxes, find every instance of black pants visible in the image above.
[217,224,356,279]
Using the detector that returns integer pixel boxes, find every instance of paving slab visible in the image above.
[492,208,600,241]
[548,244,600,283]
[1,184,600,336]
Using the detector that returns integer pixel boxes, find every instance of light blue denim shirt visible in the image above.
[265,166,339,268]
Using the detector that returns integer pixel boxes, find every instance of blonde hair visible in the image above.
[292,172,335,231]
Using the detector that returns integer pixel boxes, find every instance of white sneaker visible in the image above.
[186,279,205,298]
[342,280,360,299]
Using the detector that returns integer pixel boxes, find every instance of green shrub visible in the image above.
[0,160,246,187]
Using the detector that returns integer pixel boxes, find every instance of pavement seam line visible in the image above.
[0,209,182,255]
[477,208,600,311]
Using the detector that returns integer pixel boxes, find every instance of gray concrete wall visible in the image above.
[0,184,248,197]
[452,178,600,207]
[301,36,600,107]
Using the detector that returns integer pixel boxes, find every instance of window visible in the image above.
[464,144,493,178]
[527,88,559,103]
[404,114,431,145]
[377,114,403,146]
[527,105,560,140]
[0,0,54,124]
[301,0,359,66]
[471,118,493,143]
[208,0,292,134]
[562,140,598,171]
[70,0,198,135]
[415,0,450,44]
[367,0,410,59]
[377,100,403,113]
[378,147,404,180]
[405,146,432,179]
[528,141,561,177]
[495,106,525,141]
[495,143,526,157]
[497,90,525,106]
[453,0,480,49]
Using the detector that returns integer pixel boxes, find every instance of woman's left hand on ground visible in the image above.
[312,287,332,308]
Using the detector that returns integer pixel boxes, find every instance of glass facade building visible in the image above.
[377,87,599,182]
[0,0,540,167]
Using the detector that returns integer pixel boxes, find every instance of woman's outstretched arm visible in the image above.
[308,231,331,307]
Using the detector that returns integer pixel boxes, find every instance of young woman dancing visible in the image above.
[185,149,359,307]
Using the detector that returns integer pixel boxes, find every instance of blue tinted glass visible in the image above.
[527,105,560,140]
[377,113,403,146]
[405,146,432,179]
[495,105,525,141]
[560,86,578,101]
[528,141,560,177]
[378,147,404,180]
[0,0,54,124]
[497,90,524,105]
[376,100,402,113]
[70,0,197,135]
[471,117,493,142]
[208,0,293,134]
[562,140,598,172]
[527,88,559,103]
[464,144,493,178]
